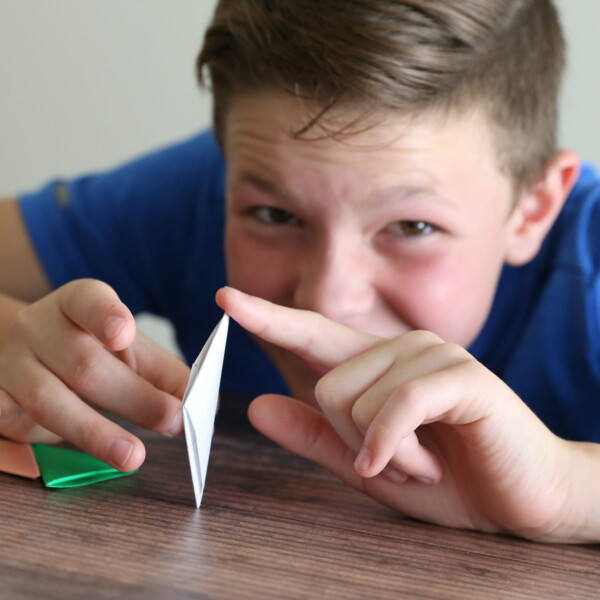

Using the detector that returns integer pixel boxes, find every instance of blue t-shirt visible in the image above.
[19,131,600,442]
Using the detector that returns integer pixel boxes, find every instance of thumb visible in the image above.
[59,279,136,351]
[248,394,364,490]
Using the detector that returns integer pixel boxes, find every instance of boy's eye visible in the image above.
[386,220,436,237]
[253,206,299,225]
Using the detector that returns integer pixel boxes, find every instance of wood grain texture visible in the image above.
[1,399,598,600]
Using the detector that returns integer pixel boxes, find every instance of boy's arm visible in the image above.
[562,441,600,542]
[0,200,189,469]
[217,287,600,543]
[0,197,53,302]
[247,395,600,543]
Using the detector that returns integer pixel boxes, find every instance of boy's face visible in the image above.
[223,92,523,403]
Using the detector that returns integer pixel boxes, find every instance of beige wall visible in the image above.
[1,1,216,194]
[556,0,600,164]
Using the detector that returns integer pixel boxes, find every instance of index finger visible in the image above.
[216,287,380,368]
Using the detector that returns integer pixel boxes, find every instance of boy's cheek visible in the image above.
[379,261,495,348]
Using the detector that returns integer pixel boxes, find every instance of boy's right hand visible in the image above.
[0,279,188,471]
[217,287,600,543]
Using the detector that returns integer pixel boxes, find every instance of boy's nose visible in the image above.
[293,239,376,323]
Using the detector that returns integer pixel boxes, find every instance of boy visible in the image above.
[0,0,599,542]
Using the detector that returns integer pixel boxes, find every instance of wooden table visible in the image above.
[1,401,599,600]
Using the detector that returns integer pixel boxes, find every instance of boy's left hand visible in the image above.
[216,287,596,543]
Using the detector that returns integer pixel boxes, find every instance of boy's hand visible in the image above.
[217,287,586,542]
[0,279,188,471]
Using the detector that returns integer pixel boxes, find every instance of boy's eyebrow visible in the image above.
[366,183,458,210]
[236,174,290,200]
[235,173,457,209]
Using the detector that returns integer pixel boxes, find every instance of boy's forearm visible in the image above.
[0,198,52,302]
[528,440,600,543]
[560,441,600,543]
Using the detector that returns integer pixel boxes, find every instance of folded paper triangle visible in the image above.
[32,444,138,488]
[182,313,229,507]
[0,440,41,479]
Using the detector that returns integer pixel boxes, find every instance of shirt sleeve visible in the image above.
[18,131,226,317]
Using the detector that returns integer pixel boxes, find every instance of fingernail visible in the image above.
[103,316,125,341]
[106,438,134,468]
[414,476,434,485]
[355,446,372,472]
[165,410,183,437]
[382,466,408,483]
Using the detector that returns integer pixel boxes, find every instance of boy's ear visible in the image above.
[505,150,580,266]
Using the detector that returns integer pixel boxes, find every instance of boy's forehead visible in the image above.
[223,95,517,225]
[224,91,499,176]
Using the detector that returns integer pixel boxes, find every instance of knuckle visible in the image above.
[290,311,326,362]
[369,420,396,448]
[126,390,172,433]
[72,417,104,452]
[350,403,370,432]
[425,341,473,370]
[314,374,339,409]
[72,418,94,449]
[146,404,172,433]
[288,334,317,363]
[458,355,482,378]
[401,329,443,346]
[8,307,37,340]
[303,413,329,455]
[0,388,25,424]
[70,351,102,393]
[414,340,474,368]
[70,277,113,298]
[64,278,122,318]
[62,278,90,307]
[439,341,469,360]
[396,378,426,414]
[254,319,273,340]
[24,382,55,422]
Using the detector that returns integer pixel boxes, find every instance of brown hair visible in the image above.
[197,0,565,189]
